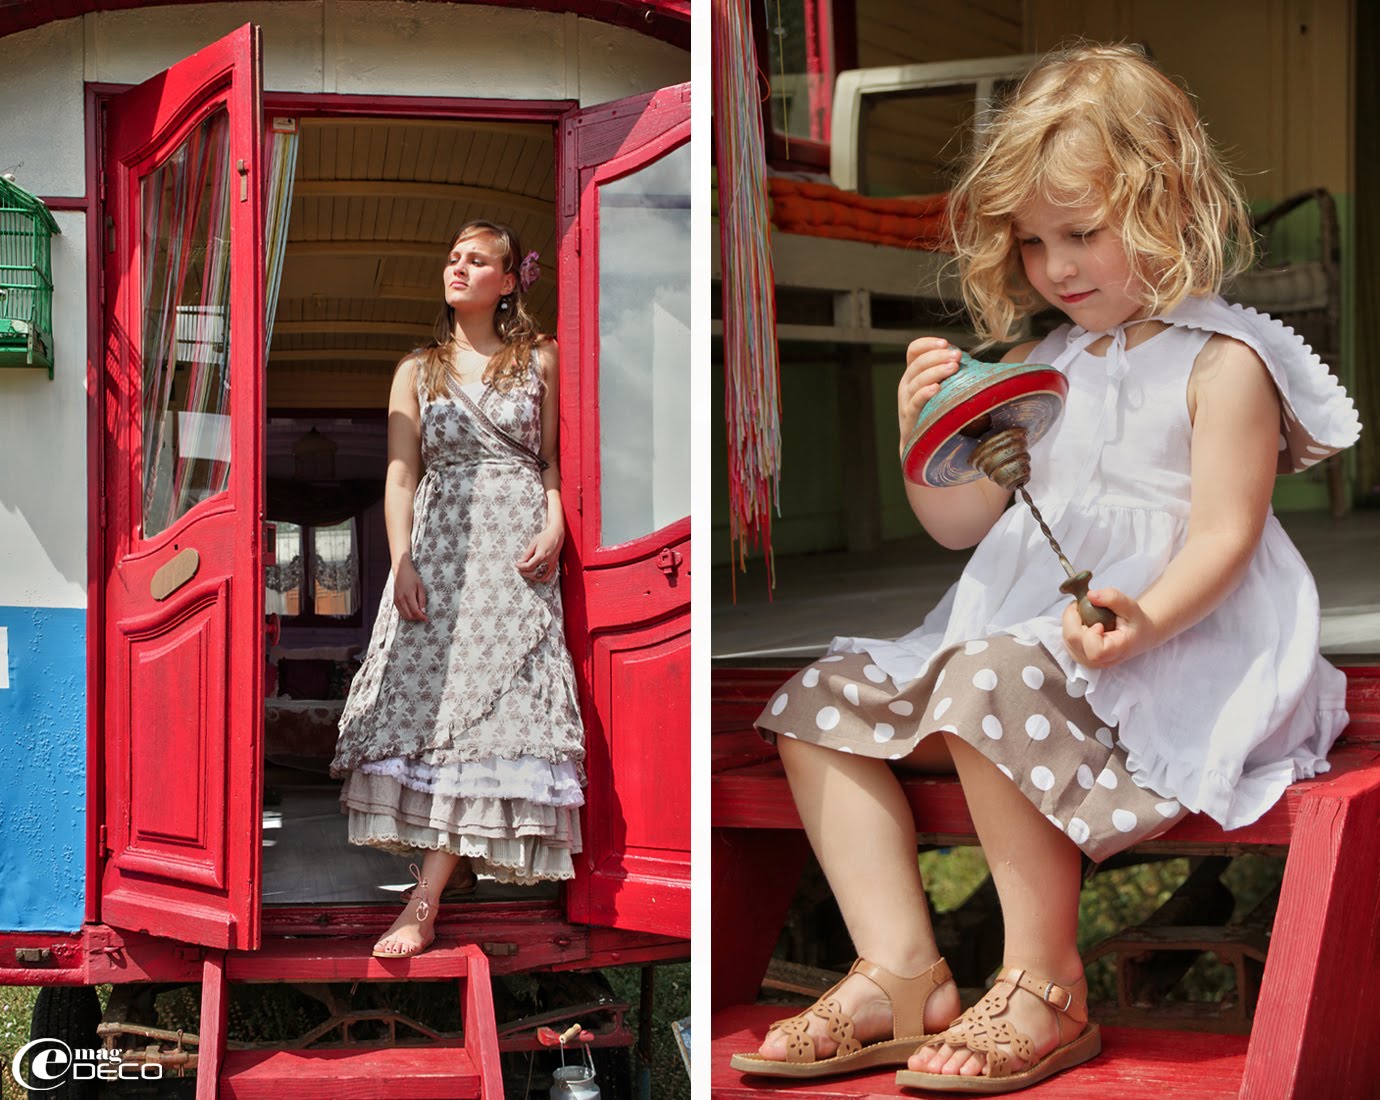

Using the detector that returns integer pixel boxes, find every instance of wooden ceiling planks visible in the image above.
[271,116,557,387]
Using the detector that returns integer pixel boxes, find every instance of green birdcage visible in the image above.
[0,174,60,379]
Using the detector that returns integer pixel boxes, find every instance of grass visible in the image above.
[606,963,691,1100]
[919,847,1285,1003]
[1,984,40,1100]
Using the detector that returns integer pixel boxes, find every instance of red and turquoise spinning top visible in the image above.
[901,352,1115,630]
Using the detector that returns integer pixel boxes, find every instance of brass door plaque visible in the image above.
[150,547,200,601]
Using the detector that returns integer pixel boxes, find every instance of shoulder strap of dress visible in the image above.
[1154,296,1360,475]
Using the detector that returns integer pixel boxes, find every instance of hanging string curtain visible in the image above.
[714,0,783,591]
[263,124,299,356]
[139,117,299,536]
[140,110,234,534]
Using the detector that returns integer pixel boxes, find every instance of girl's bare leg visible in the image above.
[373,848,460,954]
[908,734,1085,1077]
[758,736,961,1059]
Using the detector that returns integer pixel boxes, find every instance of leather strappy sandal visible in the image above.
[729,956,955,1079]
[895,967,1100,1093]
[372,863,436,959]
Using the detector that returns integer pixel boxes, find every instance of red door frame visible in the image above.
[87,77,691,943]
[558,84,692,938]
[88,87,576,932]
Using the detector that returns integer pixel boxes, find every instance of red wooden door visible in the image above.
[558,84,692,939]
[98,25,266,950]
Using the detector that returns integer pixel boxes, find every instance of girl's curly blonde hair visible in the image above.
[950,43,1255,345]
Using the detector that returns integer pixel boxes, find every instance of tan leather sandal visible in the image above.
[729,956,955,1079]
[895,967,1100,1093]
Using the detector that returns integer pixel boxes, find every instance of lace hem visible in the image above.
[356,754,584,804]
[346,812,579,884]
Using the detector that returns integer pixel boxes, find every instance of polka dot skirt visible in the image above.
[756,636,1188,862]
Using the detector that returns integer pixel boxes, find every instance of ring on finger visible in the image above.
[534,562,549,578]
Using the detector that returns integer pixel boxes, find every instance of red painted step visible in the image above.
[226,937,478,981]
[219,1045,481,1099]
[712,1004,1248,1098]
[196,943,504,1100]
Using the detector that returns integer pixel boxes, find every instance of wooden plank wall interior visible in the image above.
[852,0,1024,195]
[841,0,1351,203]
[270,117,557,410]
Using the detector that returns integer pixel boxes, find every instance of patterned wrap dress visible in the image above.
[757,297,1361,860]
[333,357,586,884]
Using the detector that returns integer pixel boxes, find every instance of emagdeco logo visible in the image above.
[12,1038,163,1089]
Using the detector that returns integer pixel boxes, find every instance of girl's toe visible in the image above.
[756,1031,786,1060]
[909,1045,935,1072]
[940,1047,969,1076]
[958,1053,984,1076]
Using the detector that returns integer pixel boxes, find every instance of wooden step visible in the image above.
[219,1045,481,1099]
[226,937,477,982]
[711,1003,1247,1098]
[197,943,504,1100]
[713,665,1380,852]
[714,735,1380,850]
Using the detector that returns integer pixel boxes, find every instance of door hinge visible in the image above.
[97,825,109,858]
[657,546,683,579]
[98,493,107,530]
[576,485,583,513]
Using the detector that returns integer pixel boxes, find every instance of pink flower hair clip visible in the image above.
[518,251,542,292]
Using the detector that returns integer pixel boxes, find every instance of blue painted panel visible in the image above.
[0,605,85,932]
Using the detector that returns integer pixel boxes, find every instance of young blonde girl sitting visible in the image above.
[732,43,1359,1093]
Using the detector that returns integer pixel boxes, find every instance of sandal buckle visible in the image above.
[1042,981,1073,1012]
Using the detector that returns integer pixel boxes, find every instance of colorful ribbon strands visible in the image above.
[714,0,782,593]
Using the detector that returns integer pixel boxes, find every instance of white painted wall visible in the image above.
[0,212,89,608]
[0,2,686,611]
[0,19,85,196]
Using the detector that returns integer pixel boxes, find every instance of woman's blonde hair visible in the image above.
[950,42,1255,345]
[415,220,544,398]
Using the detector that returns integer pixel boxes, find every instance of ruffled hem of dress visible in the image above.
[1110,703,1347,829]
[1156,297,1361,472]
[356,753,585,804]
[340,770,582,884]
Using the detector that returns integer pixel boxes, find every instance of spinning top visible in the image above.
[901,352,1116,631]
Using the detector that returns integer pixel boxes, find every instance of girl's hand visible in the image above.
[898,337,963,455]
[517,523,564,583]
[393,557,428,621]
[1062,588,1157,669]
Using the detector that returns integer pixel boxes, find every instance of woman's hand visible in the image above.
[517,522,564,584]
[393,557,428,621]
[898,337,963,455]
[1062,588,1157,668]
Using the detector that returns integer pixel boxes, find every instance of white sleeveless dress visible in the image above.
[826,297,1360,830]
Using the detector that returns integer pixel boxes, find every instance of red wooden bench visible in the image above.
[711,665,1380,1099]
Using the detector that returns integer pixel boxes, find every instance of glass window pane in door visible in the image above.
[765,0,834,143]
[598,140,691,548]
[141,108,234,538]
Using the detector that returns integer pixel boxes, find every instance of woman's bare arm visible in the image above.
[385,356,428,619]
